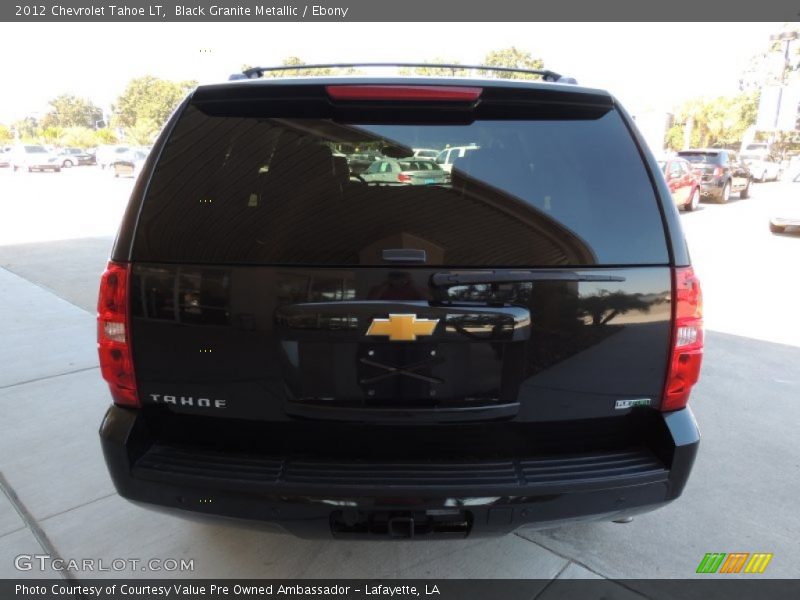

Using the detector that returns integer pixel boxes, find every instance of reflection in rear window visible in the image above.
[678,152,720,164]
[134,105,668,267]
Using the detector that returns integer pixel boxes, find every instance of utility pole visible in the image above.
[769,30,799,145]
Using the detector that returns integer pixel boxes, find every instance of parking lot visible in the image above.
[0,167,799,592]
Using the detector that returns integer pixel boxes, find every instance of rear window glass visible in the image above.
[133,103,668,266]
[678,152,721,164]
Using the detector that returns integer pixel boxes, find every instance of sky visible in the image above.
[0,22,781,122]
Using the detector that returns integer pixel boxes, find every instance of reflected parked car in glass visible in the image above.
[360,158,449,185]
[54,147,95,167]
[96,145,132,170]
[111,149,149,178]
[346,151,383,175]
[657,156,701,211]
[412,148,440,160]
[436,144,480,173]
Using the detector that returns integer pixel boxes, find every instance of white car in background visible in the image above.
[742,151,782,182]
[9,145,61,172]
[435,144,480,173]
[96,145,132,170]
[412,148,440,160]
[769,173,800,234]
[111,148,150,178]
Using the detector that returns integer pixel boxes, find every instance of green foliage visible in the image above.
[665,91,760,150]
[740,25,800,90]
[41,94,103,129]
[40,127,64,144]
[124,118,160,146]
[399,59,468,77]
[113,76,196,129]
[578,290,651,327]
[0,124,12,145]
[766,130,800,159]
[260,57,344,77]
[61,127,101,149]
[94,128,118,144]
[480,47,544,79]
[13,117,39,140]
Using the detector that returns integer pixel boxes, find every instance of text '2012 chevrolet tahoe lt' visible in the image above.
[98,65,702,539]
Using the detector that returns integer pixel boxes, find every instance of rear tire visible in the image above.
[686,188,700,211]
[718,181,730,203]
[63,159,73,168]
[740,179,751,199]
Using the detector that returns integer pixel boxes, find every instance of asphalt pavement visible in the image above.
[0,167,798,591]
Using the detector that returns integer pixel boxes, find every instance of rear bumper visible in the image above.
[699,178,724,197]
[100,406,700,538]
[17,162,59,169]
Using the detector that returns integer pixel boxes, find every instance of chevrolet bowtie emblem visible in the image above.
[366,314,439,342]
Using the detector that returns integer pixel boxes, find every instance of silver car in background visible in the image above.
[360,158,449,185]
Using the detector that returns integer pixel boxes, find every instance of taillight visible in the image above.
[397,173,412,183]
[662,266,703,412]
[97,261,138,407]
[325,85,482,102]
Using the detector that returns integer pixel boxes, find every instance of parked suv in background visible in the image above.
[99,64,703,539]
[677,149,751,203]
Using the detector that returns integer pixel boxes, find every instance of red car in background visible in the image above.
[658,156,701,211]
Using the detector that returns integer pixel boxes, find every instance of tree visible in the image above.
[113,76,196,129]
[41,94,103,129]
[665,92,759,151]
[577,290,651,327]
[12,117,39,141]
[740,25,800,91]
[125,118,160,146]
[261,56,336,77]
[61,127,100,149]
[0,124,12,145]
[40,127,63,145]
[399,58,468,77]
[480,47,545,79]
[94,128,118,144]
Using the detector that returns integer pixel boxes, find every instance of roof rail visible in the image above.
[229,63,576,84]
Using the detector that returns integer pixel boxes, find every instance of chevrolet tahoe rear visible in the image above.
[98,68,702,538]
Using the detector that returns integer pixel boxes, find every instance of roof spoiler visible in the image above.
[228,63,577,85]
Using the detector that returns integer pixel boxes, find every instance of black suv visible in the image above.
[98,65,703,539]
[677,148,752,203]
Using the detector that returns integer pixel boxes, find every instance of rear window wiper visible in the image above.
[430,270,626,287]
